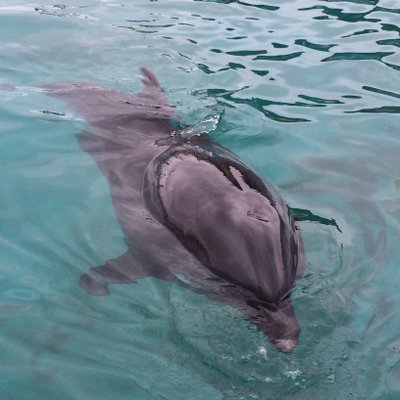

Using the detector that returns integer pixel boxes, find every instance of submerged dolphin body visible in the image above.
[45,69,305,352]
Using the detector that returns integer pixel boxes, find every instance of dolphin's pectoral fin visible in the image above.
[79,250,152,296]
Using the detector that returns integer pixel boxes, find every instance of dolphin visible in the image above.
[44,69,305,352]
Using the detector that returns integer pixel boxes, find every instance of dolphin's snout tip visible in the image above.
[275,339,297,353]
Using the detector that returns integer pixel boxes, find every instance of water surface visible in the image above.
[1,0,399,399]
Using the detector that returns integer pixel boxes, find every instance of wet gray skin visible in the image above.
[44,69,305,352]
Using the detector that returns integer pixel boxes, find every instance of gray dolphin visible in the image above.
[44,69,305,352]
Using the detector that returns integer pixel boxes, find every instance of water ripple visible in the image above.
[299,5,381,23]
[85,0,400,122]
[346,106,400,114]
[341,28,379,38]
[254,51,305,61]
[194,0,280,12]
[322,51,395,62]
[295,39,336,52]
[362,85,400,99]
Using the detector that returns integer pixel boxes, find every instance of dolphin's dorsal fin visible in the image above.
[136,68,174,119]
[141,67,162,89]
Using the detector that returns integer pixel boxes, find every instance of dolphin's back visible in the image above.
[42,68,174,129]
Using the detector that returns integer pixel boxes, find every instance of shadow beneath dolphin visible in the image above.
[43,69,305,352]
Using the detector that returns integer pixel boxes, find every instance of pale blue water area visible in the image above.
[0,0,399,398]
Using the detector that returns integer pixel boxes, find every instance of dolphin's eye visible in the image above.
[247,210,269,223]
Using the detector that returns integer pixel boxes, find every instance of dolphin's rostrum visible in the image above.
[45,69,305,352]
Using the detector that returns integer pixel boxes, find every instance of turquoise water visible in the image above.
[1,0,399,398]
